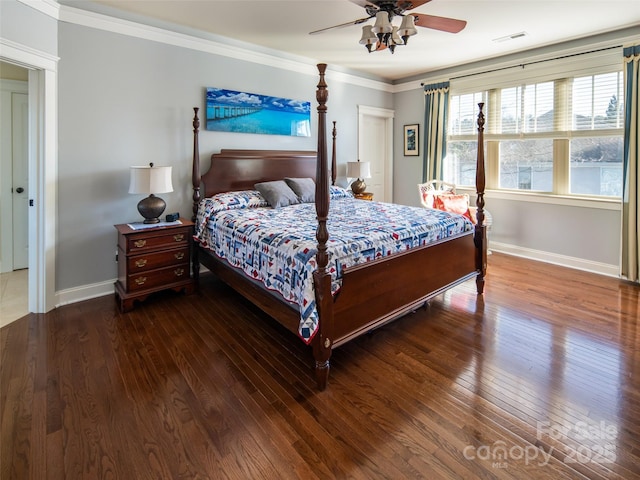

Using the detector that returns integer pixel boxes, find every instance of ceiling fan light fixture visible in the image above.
[312,0,467,55]
[359,25,377,44]
[390,26,403,45]
[359,25,378,52]
[372,11,392,36]
[398,14,417,41]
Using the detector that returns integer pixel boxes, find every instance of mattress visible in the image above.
[194,187,473,343]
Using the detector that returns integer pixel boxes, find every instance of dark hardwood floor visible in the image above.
[2,253,639,479]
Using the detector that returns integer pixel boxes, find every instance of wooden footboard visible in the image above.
[331,232,476,345]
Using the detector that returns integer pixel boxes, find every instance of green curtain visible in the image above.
[422,82,449,182]
[621,45,640,282]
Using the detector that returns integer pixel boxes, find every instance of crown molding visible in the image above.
[46,1,392,92]
[18,0,60,19]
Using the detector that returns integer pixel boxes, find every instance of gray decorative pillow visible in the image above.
[254,180,300,208]
[285,177,315,203]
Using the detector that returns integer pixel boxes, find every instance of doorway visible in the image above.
[357,105,394,202]
[0,43,58,320]
[0,64,29,326]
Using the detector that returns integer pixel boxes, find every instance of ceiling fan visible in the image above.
[309,0,467,53]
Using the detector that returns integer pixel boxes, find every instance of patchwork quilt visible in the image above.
[194,188,473,344]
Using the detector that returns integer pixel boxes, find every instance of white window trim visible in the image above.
[456,186,622,211]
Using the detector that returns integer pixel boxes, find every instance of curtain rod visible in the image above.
[420,45,621,86]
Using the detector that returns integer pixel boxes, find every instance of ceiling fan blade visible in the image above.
[413,13,467,33]
[309,16,373,35]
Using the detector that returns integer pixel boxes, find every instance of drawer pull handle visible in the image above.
[135,259,148,268]
[174,268,185,277]
[134,239,146,248]
[174,252,185,260]
[134,276,147,286]
[173,234,184,242]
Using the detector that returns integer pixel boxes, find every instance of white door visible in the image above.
[12,92,29,270]
[358,106,394,202]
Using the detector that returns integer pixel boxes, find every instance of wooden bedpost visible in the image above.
[192,107,201,283]
[312,63,334,390]
[474,103,487,294]
[192,107,201,222]
[331,121,337,186]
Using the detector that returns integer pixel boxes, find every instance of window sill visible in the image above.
[456,187,622,211]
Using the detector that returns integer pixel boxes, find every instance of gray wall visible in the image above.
[486,198,620,266]
[392,88,425,207]
[0,0,58,56]
[56,22,391,290]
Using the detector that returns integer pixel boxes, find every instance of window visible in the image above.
[570,72,624,196]
[446,92,486,187]
[446,53,624,198]
[497,82,555,191]
[500,139,553,191]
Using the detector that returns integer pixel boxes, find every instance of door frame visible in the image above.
[1,39,58,313]
[357,105,394,202]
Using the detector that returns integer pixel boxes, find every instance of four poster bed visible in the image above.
[191,64,487,390]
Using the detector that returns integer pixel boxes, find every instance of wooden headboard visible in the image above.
[201,149,317,197]
[191,107,338,219]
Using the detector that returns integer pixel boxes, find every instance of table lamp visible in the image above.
[128,163,173,223]
[346,160,371,195]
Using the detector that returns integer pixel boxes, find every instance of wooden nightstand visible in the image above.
[114,219,196,312]
[354,192,374,201]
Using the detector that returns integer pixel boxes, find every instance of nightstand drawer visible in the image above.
[125,246,190,272]
[126,263,190,292]
[122,228,190,254]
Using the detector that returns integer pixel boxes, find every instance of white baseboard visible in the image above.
[52,249,617,309]
[55,279,115,308]
[490,241,620,278]
[54,265,210,308]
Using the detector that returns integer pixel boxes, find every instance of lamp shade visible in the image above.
[399,14,417,37]
[346,161,371,179]
[372,11,392,35]
[359,25,377,45]
[390,26,403,45]
[128,165,173,194]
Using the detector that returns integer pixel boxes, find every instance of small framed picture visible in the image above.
[404,124,419,156]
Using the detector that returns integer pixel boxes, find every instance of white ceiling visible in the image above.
[62,0,640,81]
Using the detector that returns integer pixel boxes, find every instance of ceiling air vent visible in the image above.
[493,32,528,43]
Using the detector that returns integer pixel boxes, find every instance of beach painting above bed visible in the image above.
[205,87,311,137]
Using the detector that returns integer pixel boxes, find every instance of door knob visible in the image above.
[16,187,24,193]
